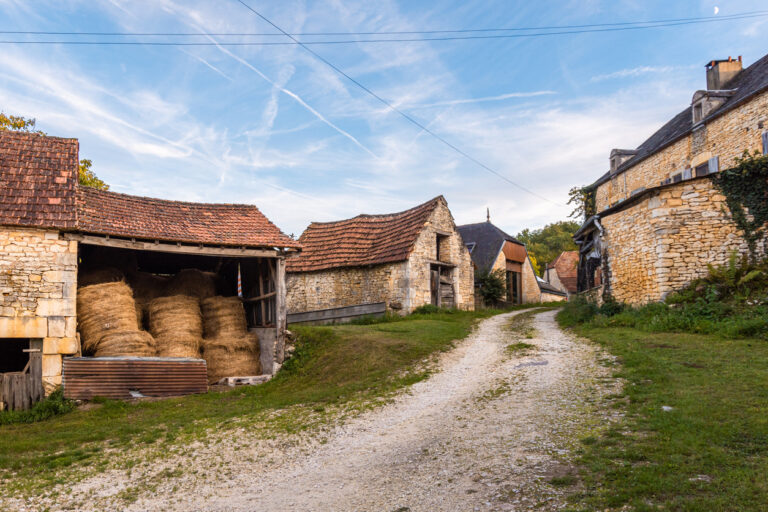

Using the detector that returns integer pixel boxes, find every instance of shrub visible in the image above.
[557,296,598,327]
[411,304,442,315]
[476,269,507,304]
[0,389,75,426]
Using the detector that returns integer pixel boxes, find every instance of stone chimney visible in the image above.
[609,149,637,174]
[706,56,742,90]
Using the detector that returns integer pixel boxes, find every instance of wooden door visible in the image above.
[430,267,439,306]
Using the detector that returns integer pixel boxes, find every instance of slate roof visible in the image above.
[1,131,299,249]
[0,131,79,229]
[76,187,300,249]
[537,276,567,297]
[456,221,524,274]
[286,196,444,272]
[547,250,578,293]
[593,53,768,187]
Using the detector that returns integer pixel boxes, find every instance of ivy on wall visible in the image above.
[710,152,768,260]
[567,184,597,220]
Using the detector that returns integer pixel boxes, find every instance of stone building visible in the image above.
[543,251,578,298]
[286,196,474,316]
[456,220,542,305]
[575,54,768,304]
[0,131,299,400]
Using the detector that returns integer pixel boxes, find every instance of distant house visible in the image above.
[286,196,474,318]
[537,276,567,302]
[456,220,541,305]
[543,251,579,297]
[574,53,768,304]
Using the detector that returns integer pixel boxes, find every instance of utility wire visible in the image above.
[232,0,562,204]
[2,10,766,37]
[1,12,766,46]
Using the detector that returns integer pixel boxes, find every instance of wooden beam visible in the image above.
[64,233,280,258]
[243,290,277,303]
[274,257,287,365]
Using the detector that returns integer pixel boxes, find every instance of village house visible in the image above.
[456,219,543,305]
[575,53,768,304]
[543,251,579,298]
[286,196,474,321]
[0,131,299,406]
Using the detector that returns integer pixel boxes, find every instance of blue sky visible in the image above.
[1,0,766,237]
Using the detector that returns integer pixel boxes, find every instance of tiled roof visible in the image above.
[286,196,444,272]
[456,221,524,274]
[537,277,567,297]
[594,52,768,187]
[547,250,578,293]
[0,131,78,229]
[76,187,300,249]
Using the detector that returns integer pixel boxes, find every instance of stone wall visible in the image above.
[286,262,407,314]
[544,268,567,296]
[596,90,768,211]
[488,247,541,304]
[0,226,78,392]
[541,292,566,302]
[601,178,756,304]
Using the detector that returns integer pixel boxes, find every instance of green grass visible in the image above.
[0,307,502,496]
[558,316,768,511]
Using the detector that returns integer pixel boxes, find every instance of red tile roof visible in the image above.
[0,131,78,229]
[547,250,578,293]
[287,196,444,272]
[76,187,300,249]
[1,131,299,249]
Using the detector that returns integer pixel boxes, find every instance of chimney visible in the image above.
[706,56,742,90]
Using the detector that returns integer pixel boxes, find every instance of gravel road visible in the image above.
[25,309,619,512]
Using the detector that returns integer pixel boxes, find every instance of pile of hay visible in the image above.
[78,267,125,288]
[201,296,260,383]
[77,281,156,357]
[148,295,203,358]
[166,269,217,300]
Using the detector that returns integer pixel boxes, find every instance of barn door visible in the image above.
[0,339,43,411]
[430,266,440,306]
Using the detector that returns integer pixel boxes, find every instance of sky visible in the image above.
[0,0,766,238]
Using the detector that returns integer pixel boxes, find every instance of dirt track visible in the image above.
[31,309,619,512]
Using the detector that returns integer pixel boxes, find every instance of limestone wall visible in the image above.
[286,262,407,314]
[0,226,78,392]
[521,257,541,304]
[596,90,768,210]
[601,178,755,304]
[541,292,566,302]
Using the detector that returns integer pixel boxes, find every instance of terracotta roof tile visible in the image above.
[287,196,443,272]
[76,187,300,249]
[547,250,578,293]
[0,131,78,229]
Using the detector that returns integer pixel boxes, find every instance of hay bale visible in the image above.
[203,333,261,383]
[78,267,125,288]
[148,295,204,359]
[95,330,156,357]
[77,282,139,354]
[166,269,217,299]
[127,271,169,303]
[201,296,248,338]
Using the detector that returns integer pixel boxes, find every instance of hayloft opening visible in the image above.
[0,338,30,373]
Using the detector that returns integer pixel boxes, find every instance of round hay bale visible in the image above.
[156,335,201,358]
[94,330,157,357]
[201,296,248,338]
[127,271,169,303]
[78,267,125,288]
[77,282,139,354]
[202,333,261,384]
[148,295,203,339]
[166,269,217,299]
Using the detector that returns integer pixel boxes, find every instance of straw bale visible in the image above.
[156,335,201,358]
[148,295,203,339]
[78,267,125,288]
[77,281,139,354]
[128,271,169,303]
[201,296,248,338]
[95,330,157,357]
[166,269,217,299]
[203,332,261,383]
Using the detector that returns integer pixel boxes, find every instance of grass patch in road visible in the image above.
[0,308,502,496]
[558,317,768,511]
[505,342,536,355]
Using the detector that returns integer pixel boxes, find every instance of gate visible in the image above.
[0,339,44,411]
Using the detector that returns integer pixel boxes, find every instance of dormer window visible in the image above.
[692,90,736,125]
[609,149,638,174]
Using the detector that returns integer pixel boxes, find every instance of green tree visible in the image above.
[1,112,108,190]
[516,220,581,275]
[476,268,507,304]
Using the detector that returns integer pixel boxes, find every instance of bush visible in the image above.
[557,296,598,327]
[0,389,75,426]
[411,304,443,315]
[475,269,507,304]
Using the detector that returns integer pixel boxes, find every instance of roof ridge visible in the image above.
[306,195,444,227]
[0,130,78,143]
[78,185,267,210]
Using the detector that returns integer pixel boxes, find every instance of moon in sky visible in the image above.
[714,6,719,14]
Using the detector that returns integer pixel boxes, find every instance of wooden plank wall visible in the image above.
[287,302,387,325]
[0,340,44,412]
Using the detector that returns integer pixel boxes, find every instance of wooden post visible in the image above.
[258,259,266,326]
[274,257,286,365]
[29,339,43,402]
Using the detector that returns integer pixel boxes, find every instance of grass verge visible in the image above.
[558,314,768,511]
[0,307,511,496]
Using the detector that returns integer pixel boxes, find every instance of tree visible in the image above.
[1,111,109,190]
[476,268,507,305]
[516,220,581,275]
[567,185,596,220]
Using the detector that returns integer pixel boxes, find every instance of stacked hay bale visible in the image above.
[165,269,217,299]
[78,267,125,288]
[148,295,203,358]
[201,296,261,383]
[76,282,156,357]
[127,271,170,329]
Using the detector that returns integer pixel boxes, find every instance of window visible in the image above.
[695,163,709,177]
[465,242,476,254]
[693,102,704,124]
[763,131,768,155]
[436,234,449,262]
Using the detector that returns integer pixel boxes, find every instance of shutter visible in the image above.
[708,156,719,174]
[682,167,692,180]
[762,131,768,155]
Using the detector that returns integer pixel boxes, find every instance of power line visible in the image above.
[2,10,765,37]
[2,12,765,46]
[232,0,563,205]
